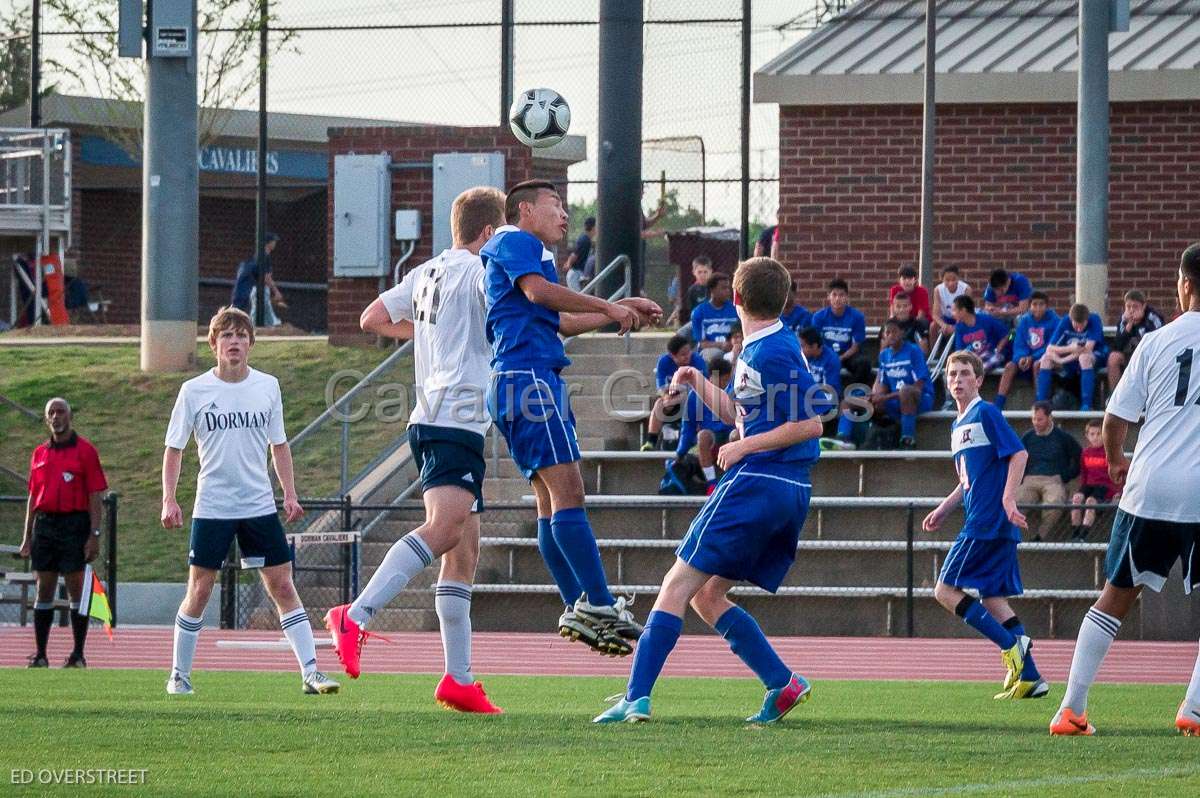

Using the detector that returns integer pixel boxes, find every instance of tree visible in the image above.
[0,2,31,111]
[43,0,297,159]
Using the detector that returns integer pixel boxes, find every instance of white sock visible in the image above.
[702,465,716,481]
[349,532,433,628]
[435,581,474,684]
[280,607,318,677]
[172,612,202,678]
[1060,607,1121,715]
[1185,639,1200,715]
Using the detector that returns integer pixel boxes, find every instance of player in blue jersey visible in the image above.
[643,334,708,452]
[996,291,1057,409]
[675,356,735,493]
[800,326,842,404]
[594,257,823,725]
[857,318,932,449]
[951,295,1010,371]
[482,180,661,657]
[923,350,1048,700]
[780,281,811,336]
[1037,303,1107,411]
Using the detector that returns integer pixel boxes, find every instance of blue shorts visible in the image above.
[676,462,812,592]
[1057,350,1108,375]
[488,368,580,479]
[408,424,485,513]
[882,393,934,419]
[189,514,291,571]
[938,532,1023,598]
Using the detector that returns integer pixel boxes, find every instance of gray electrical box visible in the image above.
[334,154,392,277]
[432,153,505,254]
[148,0,194,57]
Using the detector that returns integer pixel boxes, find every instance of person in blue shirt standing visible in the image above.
[482,180,662,657]
[690,273,739,361]
[868,319,933,449]
[923,350,1047,700]
[983,268,1033,326]
[675,357,735,493]
[643,334,708,452]
[811,278,870,385]
[1037,303,1107,411]
[595,257,823,725]
[952,295,1011,371]
[996,291,1058,409]
[780,281,810,336]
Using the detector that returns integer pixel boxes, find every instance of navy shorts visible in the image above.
[30,512,90,573]
[882,393,934,419]
[1105,509,1200,595]
[676,462,811,593]
[189,514,291,571]
[938,532,1024,598]
[488,368,580,480]
[408,423,486,513]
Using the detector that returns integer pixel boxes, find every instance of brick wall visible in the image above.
[776,101,1200,324]
[326,124,570,344]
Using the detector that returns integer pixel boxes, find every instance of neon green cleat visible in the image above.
[994,679,1049,700]
[1000,635,1029,692]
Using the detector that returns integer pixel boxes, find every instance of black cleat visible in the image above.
[27,654,49,668]
[63,653,87,669]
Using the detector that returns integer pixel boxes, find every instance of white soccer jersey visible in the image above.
[1107,311,1200,522]
[165,368,288,520]
[380,248,492,437]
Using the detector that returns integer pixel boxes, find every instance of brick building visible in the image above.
[755,0,1200,324]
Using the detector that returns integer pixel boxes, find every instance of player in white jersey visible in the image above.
[1051,243,1200,737]
[324,187,505,714]
[162,307,338,696]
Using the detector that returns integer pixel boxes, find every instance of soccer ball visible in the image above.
[509,88,571,148]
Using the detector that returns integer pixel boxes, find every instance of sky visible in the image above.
[39,1,841,226]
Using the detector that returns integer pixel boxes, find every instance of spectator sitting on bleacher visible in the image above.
[835,318,932,450]
[1070,418,1120,541]
[780,280,811,336]
[643,334,708,452]
[1037,303,1106,411]
[811,278,871,386]
[932,264,970,339]
[723,321,743,364]
[1016,401,1081,542]
[983,267,1033,325]
[676,357,736,494]
[884,291,930,355]
[996,290,1058,410]
[800,326,843,403]
[952,294,1010,371]
[889,264,931,323]
[1106,289,1165,395]
[690,273,739,362]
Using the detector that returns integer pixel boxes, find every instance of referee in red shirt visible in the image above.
[19,397,109,668]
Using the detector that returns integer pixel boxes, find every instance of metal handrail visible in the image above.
[577,254,630,299]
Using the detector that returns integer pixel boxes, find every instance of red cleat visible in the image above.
[434,674,503,714]
[323,604,364,679]
[705,483,717,496]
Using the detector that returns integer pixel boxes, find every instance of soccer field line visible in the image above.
[813,764,1200,798]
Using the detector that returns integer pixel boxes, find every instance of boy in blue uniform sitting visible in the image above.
[996,291,1058,409]
[1037,303,1107,411]
[866,318,933,449]
[924,350,1048,700]
[643,334,708,452]
[595,257,823,725]
[675,357,735,493]
[690,273,739,362]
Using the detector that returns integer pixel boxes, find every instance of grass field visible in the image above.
[0,669,1196,796]
[0,342,410,581]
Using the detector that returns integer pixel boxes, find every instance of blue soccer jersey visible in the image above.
[803,345,843,400]
[951,397,1024,541]
[953,313,1009,359]
[655,351,707,391]
[1012,309,1059,361]
[481,225,568,370]
[878,342,933,399]
[732,321,821,470]
[690,300,739,345]
[983,271,1033,311]
[811,306,866,356]
[1048,312,1107,357]
[781,304,811,335]
[676,388,735,457]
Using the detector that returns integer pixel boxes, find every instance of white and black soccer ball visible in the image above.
[509,88,571,149]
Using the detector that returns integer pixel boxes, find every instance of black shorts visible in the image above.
[189,514,292,571]
[30,512,90,573]
[1079,485,1112,502]
[1105,509,1200,594]
[408,424,486,513]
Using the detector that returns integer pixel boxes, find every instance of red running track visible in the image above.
[1,626,1195,683]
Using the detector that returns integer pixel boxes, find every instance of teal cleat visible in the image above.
[592,695,652,724]
[745,673,811,724]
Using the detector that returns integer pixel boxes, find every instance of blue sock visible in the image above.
[537,517,581,607]
[900,412,916,439]
[1036,368,1053,401]
[1003,617,1041,681]
[955,596,1016,650]
[836,414,854,439]
[626,610,682,700]
[1080,367,1095,410]
[714,606,792,690]
[551,508,615,606]
[993,393,1007,410]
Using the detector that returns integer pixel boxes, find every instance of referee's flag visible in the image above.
[79,565,113,640]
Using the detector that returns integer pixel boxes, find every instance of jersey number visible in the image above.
[1174,349,1200,406]
[412,271,444,324]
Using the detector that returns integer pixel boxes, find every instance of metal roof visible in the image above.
[756,0,1200,105]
